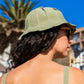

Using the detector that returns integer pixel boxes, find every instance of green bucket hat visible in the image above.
[19,7,76,40]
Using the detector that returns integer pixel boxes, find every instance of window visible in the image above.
[72,44,80,51]
[72,33,80,42]
[80,66,84,70]
[82,31,84,37]
[81,31,84,40]
[82,46,84,57]
[75,62,80,64]
[83,42,84,49]
[71,59,73,63]
[82,51,84,56]
[71,44,80,58]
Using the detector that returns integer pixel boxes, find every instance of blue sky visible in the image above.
[0,0,84,29]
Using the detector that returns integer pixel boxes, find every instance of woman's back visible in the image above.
[0,60,84,84]
[1,7,84,84]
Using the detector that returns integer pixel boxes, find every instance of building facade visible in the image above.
[69,27,84,71]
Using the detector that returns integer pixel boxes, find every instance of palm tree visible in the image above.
[0,0,39,54]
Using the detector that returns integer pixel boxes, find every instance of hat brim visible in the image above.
[61,23,76,35]
[18,22,76,40]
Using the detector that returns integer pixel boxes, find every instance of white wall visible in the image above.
[0,43,11,68]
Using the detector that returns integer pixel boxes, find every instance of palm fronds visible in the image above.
[0,0,39,22]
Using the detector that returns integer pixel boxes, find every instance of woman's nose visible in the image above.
[68,36,73,44]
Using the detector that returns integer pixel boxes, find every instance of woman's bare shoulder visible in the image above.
[0,74,5,84]
[69,67,84,75]
[0,72,16,84]
[69,67,84,84]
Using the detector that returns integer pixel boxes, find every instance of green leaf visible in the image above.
[0,5,8,12]
[4,0,11,9]
[14,0,18,16]
[10,6,16,17]
[0,5,16,20]
[25,1,40,14]
[11,0,18,16]
[3,0,16,17]
[23,0,31,13]
[19,0,21,7]
[20,0,25,7]
[26,3,35,13]
[0,15,9,22]
[11,0,14,6]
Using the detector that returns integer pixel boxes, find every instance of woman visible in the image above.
[0,7,84,84]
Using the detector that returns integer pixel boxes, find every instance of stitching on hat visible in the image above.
[40,7,46,13]
[40,7,49,20]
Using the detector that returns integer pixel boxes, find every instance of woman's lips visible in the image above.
[67,47,70,48]
[67,45,70,48]
[67,47,71,51]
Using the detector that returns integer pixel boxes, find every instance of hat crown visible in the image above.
[25,7,66,31]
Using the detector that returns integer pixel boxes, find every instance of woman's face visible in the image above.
[52,27,73,58]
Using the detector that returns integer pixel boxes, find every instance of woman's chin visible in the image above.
[62,52,68,58]
[67,47,71,52]
[54,50,69,58]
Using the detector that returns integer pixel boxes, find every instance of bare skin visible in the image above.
[0,27,84,84]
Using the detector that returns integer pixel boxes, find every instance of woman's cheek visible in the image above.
[53,36,68,53]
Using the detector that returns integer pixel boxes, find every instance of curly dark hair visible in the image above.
[11,26,63,68]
